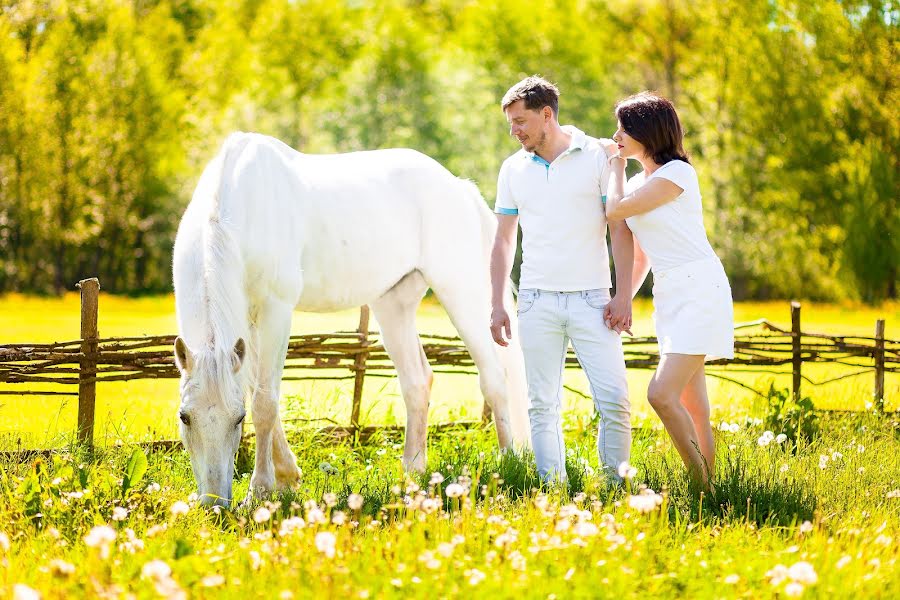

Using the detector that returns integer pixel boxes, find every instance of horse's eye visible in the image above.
[235,414,246,428]
[179,412,190,426]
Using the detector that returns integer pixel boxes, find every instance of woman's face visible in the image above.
[612,121,645,159]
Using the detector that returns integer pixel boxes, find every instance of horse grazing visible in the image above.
[172,132,529,507]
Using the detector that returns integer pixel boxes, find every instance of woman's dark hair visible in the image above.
[615,92,690,165]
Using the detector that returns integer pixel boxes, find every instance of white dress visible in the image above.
[625,160,734,360]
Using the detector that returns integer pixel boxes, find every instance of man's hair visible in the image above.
[615,92,690,165]
[501,76,560,118]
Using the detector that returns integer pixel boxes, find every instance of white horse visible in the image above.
[172,132,529,507]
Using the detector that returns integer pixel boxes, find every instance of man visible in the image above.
[490,76,633,483]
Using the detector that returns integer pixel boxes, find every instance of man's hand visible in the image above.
[490,306,513,347]
[603,294,633,335]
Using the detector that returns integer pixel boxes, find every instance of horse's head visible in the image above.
[173,337,247,507]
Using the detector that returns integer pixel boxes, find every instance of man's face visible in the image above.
[505,100,550,153]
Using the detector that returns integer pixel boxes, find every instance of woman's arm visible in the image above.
[631,236,651,298]
[605,162,684,220]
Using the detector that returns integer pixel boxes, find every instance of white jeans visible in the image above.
[517,288,631,482]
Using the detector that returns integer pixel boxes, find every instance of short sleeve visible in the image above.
[494,160,518,215]
[596,139,613,200]
[652,160,697,194]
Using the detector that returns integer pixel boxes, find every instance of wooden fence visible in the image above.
[1,278,898,450]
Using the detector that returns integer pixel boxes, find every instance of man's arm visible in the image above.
[605,219,634,334]
[490,214,519,346]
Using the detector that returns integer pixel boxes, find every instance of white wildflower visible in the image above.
[348,493,364,511]
[141,560,172,580]
[315,531,337,558]
[784,582,804,597]
[323,492,338,508]
[799,521,813,534]
[445,483,465,498]
[201,574,225,587]
[170,501,190,517]
[617,461,637,479]
[466,568,486,585]
[775,433,788,444]
[13,584,40,600]
[111,506,128,522]
[84,525,116,548]
[818,455,829,470]
[253,506,272,523]
[278,516,306,537]
[788,561,818,585]
[49,559,75,577]
[766,564,789,586]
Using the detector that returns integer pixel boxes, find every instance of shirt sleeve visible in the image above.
[494,160,518,215]
[596,139,613,202]
[652,160,697,195]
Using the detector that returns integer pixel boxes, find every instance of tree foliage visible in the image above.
[0,0,896,300]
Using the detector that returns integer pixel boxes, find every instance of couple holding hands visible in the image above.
[489,76,734,490]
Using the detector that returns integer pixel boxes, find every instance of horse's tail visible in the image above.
[460,179,531,446]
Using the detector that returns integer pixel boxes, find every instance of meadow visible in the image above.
[1,294,897,448]
[1,294,899,598]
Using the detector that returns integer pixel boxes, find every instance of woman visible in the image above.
[604,92,733,489]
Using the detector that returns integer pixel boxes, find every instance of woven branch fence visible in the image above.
[1,278,897,451]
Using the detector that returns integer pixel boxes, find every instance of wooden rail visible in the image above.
[1,278,897,449]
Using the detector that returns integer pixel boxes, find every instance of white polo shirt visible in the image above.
[495,125,612,291]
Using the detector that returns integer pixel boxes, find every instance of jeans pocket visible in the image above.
[517,290,537,314]
[584,291,607,310]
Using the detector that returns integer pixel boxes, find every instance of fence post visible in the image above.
[76,278,100,449]
[874,319,885,413]
[350,305,370,431]
[791,301,802,401]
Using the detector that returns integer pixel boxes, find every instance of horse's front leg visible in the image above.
[248,300,298,498]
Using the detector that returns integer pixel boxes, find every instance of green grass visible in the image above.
[1,294,898,447]
[1,409,899,598]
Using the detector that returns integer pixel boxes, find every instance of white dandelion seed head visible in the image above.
[84,525,116,548]
[141,560,172,581]
[617,461,637,479]
[12,584,40,600]
[253,507,272,524]
[169,501,190,517]
[429,472,445,486]
[788,561,818,585]
[348,493,364,511]
[784,582,805,597]
[445,483,465,498]
[799,521,813,534]
[315,531,337,558]
[111,507,128,522]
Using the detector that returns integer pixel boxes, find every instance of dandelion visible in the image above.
[466,568,486,585]
[332,511,347,526]
[776,433,788,444]
[831,451,843,461]
[875,535,893,546]
[758,431,775,446]
[436,543,454,558]
[253,506,272,523]
[784,582,804,597]
[323,492,338,508]
[724,574,739,584]
[617,461,637,480]
[573,521,599,537]
[306,506,327,525]
[280,592,294,600]
[249,550,263,571]
[141,560,172,580]
[390,579,403,587]
[885,490,900,499]
[627,488,664,514]
[201,574,225,587]
[429,472,445,486]
[315,531,337,558]
[799,521,813,534]
[318,462,338,476]
[348,493,364,511]
[445,483,465,498]
[13,584,40,600]
[170,501,190,517]
[84,525,116,550]
[0,531,10,552]
[279,516,305,537]
[111,506,128,521]
[145,482,161,494]
[765,564,789,586]
[780,464,790,473]
[818,455,829,470]
[49,559,75,577]
[788,561,818,585]
[836,556,851,569]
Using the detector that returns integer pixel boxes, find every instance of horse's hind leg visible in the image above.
[426,271,530,450]
[249,298,301,496]
[371,271,432,473]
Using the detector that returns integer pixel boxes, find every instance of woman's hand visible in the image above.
[603,294,633,335]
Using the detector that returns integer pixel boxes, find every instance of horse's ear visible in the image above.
[232,338,246,373]
[174,337,193,373]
